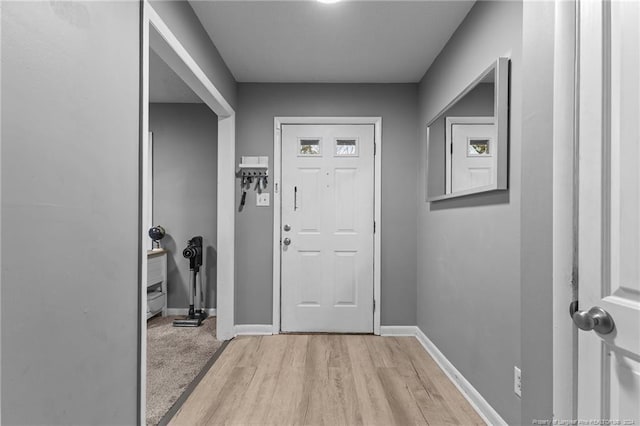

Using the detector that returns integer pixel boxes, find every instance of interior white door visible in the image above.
[576,0,640,422]
[280,124,374,333]
[445,117,496,194]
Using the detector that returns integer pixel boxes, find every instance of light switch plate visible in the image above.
[257,192,270,207]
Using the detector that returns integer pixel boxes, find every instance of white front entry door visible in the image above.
[576,0,640,422]
[446,117,496,194]
[280,124,375,333]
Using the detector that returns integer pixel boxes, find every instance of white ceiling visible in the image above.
[190,0,475,83]
[149,49,202,103]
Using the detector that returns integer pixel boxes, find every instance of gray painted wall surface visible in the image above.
[2,2,140,424]
[149,0,237,110]
[150,103,218,310]
[417,2,523,424]
[149,50,202,103]
[520,1,555,423]
[236,83,418,326]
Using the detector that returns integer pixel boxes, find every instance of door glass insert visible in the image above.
[299,138,321,156]
[335,139,358,156]
[468,138,491,156]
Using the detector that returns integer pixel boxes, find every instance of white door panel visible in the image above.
[451,124,496,193]
[445,117,496,194]
[577,0,640,422]
[281,124,374,333]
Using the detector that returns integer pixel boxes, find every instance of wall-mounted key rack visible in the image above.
[239,156,269,174]
[237,156,269,211]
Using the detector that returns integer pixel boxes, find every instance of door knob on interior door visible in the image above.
[572,306,615,334]
[283,238,291,246]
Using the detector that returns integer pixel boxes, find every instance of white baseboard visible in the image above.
[380,325,505,426]
[234,324,274,336]
[165,308,217,316]
[379,325,419,336]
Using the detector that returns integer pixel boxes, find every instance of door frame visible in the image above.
[272,117,382,335]
[552,0,578,420]
[140,2,236,424]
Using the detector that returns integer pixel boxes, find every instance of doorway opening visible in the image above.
[140,2,236,425]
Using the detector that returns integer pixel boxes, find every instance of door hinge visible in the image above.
[374,221,376,233]
[373,299,376,313]
[374,142,377,156]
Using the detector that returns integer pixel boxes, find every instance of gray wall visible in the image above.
[236,83,418,326]
[150,103,218,310]
[2,1,140,424]
[149,0,237,110]
[520,1,556,423]
[417,1,523,424]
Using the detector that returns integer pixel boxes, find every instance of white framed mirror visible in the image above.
[426,57,510,201]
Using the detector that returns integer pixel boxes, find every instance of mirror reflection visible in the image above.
[426,57,509,201]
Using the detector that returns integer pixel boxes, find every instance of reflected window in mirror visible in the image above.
[468,139,491,156]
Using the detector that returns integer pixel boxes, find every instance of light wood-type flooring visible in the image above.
[169,334,485,426]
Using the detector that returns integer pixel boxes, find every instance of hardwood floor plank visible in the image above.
[201,366,257,425]
[395,361,461,425]
[265,366,306,425]
[229,336,289,425]
[377,367,430,425]
[233,335,266,367]
[298,335,332,425]
[265,335,308,425]
[169,335,487,426]
[327,366,362,425]
[363,335,394,368]
[169,336,255,425]
[385,337,462,425]
[345,335,396,426]
[402,337,485,425]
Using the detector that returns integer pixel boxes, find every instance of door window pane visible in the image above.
[299,139,321,156]
[335,139,358,156]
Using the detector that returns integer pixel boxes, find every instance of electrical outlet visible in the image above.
[256,192,270,207]
[514,366,522,398]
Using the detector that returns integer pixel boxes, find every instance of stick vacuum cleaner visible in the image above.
[173,236,208,327]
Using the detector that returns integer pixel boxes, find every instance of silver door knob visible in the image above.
[283,238,291,246]
[572,306,615,334]
[283,224,291,232]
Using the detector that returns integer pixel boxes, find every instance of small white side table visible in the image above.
[147,249,167,319]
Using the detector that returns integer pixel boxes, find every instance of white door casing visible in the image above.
[445,117,496,194]
[280,124,375,333]
[577,0,640,422]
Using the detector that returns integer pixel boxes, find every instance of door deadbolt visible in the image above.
[283,224,291,232]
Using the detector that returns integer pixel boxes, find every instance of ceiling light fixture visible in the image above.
[317,0,341,4]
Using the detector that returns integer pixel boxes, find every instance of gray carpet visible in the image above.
[146,315,222,426]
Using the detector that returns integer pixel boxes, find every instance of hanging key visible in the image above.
[239,190,247,211]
